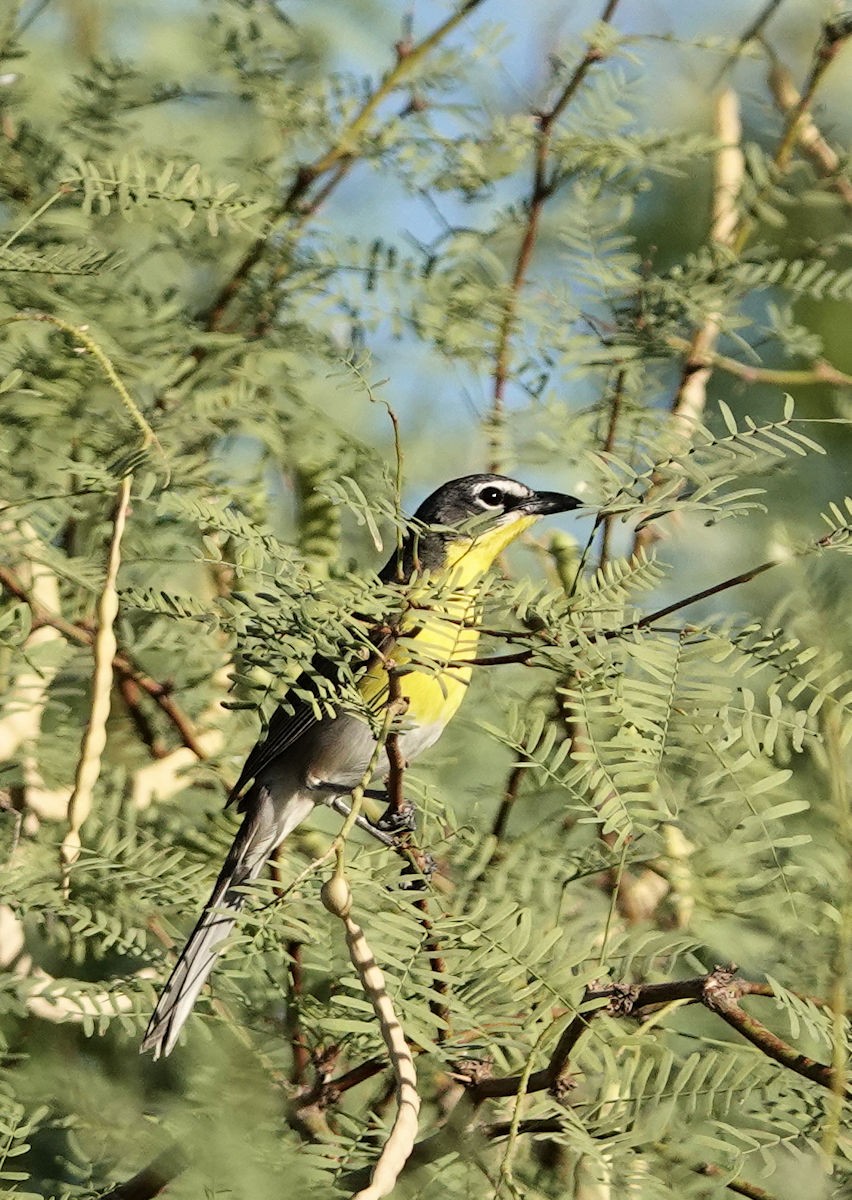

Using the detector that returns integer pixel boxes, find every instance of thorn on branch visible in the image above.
[822,13,852,51]
[603,981,641,1017]
[466,968,841,1107]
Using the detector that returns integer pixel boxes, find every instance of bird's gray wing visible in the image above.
[227,626,398,811]
[227,689,321,810]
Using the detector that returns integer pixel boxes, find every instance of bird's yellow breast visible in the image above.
[358,514,537,729]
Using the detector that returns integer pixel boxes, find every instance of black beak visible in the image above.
[525,490,583,516]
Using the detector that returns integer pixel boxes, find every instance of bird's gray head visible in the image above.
[380,474,582,580]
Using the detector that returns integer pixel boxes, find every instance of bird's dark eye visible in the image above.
[478,486,504,508]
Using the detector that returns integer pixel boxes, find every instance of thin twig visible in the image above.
[487,0,622,471]
[712,0,785,84]
[733,13,852,254]
[490,761,526,845]
[597,367,627,569]
[383,670,408,823]
[380,673,449,1036]
[202,0,487,333]
[14,0,57,37]
[415,893,450,1039]
[774,15,852,174]
[117,676,167,759]
[634,498,852,617]
[466,520,850,668]
[699,1163,777,1200]
[286,939,310,1085]
[662,334,852,388]
[268,840,311,1086]
[636,88,743,554]
[766,54,852,208]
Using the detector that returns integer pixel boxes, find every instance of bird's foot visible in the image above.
[376,800,417,834]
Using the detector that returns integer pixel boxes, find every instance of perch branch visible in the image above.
[98,1144,188,1200]
[663,334,852,388]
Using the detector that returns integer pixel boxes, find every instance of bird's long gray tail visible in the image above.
[141,788,314,1060]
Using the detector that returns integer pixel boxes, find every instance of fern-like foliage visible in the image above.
[2,4,851,1199]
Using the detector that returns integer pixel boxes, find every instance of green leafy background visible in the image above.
[1,2,851,1198]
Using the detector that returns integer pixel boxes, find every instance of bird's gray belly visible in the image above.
[284,710,447,794]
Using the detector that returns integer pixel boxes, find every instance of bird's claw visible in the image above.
[376,800,417,834]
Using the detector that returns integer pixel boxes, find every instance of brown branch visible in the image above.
[766,55,852,208]
[469,967,843,1106]
[467,518,852,668]
[117,676,167,759]
[704,973,838,1093]
[383,669,408,824]
[267,841,311,1086]
[630,556,779,631]
[382,672,450,1035]
[415,894,450,1039]
[635,88,743,556]
[336,968,836,1197]
[320,1056,389,1105]
[715,0,785,82]
[627,515,848,634]
[663,334,852,388]
[0,562,208,758]
[468,978,702,1104]
[286,939,310,1086]
[484,2,625,872]
[490,761,526,844]
[487,0,622,471]
[201,0,488,334]
[465,552,782,666]
[774,14,852,174]
[597,367,627,570]
[98,1144,187,1200]
[483,1116,569,1140]
[699,1163,777,1200]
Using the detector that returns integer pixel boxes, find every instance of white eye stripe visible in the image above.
[471,478,532,504]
